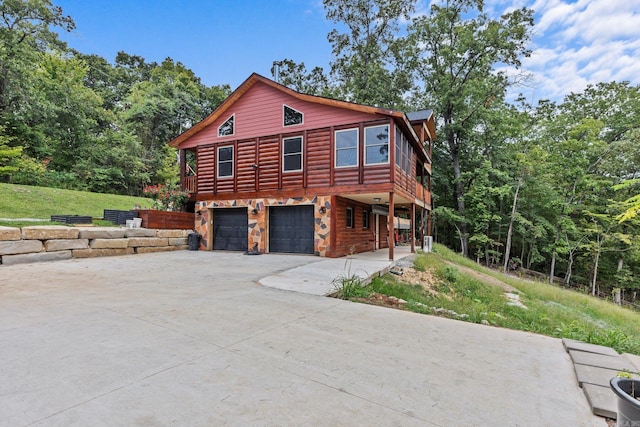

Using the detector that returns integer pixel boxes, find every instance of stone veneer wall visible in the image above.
[194,196,331,256]
[0,226,192,266]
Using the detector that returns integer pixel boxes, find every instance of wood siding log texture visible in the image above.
[258,135,280,190]
[306,128,331,188]
[179,81,384,150]
[197,145,215,193]
[237,138,257,192]
[186,81,432,208]
[330,196,384,257]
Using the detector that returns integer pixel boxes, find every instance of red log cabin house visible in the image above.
[168,73,435,260]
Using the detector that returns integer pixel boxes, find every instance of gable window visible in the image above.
[283,105,303,126]
[346,207,354,228]
[335,128,358,168]
[363,210,369,229]
[218,114,234,137]
[217,146,233,178]
[283,136,303,172]
[365,124,389,165]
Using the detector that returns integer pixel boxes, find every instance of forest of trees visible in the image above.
[1,0,639,301]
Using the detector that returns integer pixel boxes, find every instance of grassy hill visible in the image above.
[0,183,152,223]
[337,243,640,357]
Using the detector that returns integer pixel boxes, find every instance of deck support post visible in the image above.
[410,203,415,253]
[388,192,395,261]
[179,149,187,190]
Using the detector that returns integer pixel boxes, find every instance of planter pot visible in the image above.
[610,377,640,426]
[137,210,194,230]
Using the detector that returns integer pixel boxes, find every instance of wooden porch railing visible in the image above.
[181,175,197,193]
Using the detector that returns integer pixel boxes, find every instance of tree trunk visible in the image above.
[450,143,468,256]
[591,236,601,296]
[485,244,489,267]
[549,229,560,285]
[615,258,624,305]
[503,177,521,272]
[565,248,573,286]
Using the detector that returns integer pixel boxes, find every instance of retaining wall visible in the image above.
[0,226,192,266]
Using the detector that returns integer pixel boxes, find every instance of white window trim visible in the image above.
[218,114,235,137]
[217,145,234,178]
[282,136,304,173]
[334,128,359,169]
[364,124,390,166]
[363,210,369,229]
[283,104,304,127]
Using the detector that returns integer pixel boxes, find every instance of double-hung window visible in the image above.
[365,125,389,165]
[283,136,303,172]
[335,128,358,168]
[217,146,233,178]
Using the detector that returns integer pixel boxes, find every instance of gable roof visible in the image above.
[168,73,432,161]
[407,109,436,144]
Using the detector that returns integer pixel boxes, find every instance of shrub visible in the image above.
[142,183,189,211]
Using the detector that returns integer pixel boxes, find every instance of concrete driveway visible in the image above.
[0,251,604,426]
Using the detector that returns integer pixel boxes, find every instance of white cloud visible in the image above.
[511,0,640,103]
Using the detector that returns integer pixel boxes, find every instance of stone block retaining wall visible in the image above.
[0,226,192,266]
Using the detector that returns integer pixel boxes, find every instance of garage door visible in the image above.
[269,205,314,254]
[213,208,248,251]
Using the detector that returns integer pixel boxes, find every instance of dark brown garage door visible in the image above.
[269,205,314,254]
[213,208,248,251]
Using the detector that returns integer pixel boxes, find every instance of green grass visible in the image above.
[0,183,152,225]
[352,243,640,356]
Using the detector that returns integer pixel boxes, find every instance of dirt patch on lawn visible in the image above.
[400,267,441,296]
[353,266,442,310]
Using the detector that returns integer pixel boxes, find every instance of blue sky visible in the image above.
[54,0,640,104]
[55,0,334,89]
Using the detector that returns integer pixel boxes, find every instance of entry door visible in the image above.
[269,206,314,254]
[213,208,248,251]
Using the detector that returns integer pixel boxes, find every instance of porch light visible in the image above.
[373,197,381,203]
[251,208,259,215]
[319,206,326,214]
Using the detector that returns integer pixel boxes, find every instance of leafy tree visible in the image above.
[271,58,333,96]
[0,0,74,115]
[406,0,534,256]
[122,57,230,185]
[323,0,415,108]
[0,128,21,177]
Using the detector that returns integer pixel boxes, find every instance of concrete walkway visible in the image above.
[563,338,640,419]
[0,251,605,426]
[259,246,413,295]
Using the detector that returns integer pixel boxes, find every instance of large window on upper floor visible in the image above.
[283,105,303,127]
[218,114,234,137]
[365,125,389,165]
[283,136,303,172]
[395,127,412,175]
[335,128,358,168]
[217,146,234,178]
